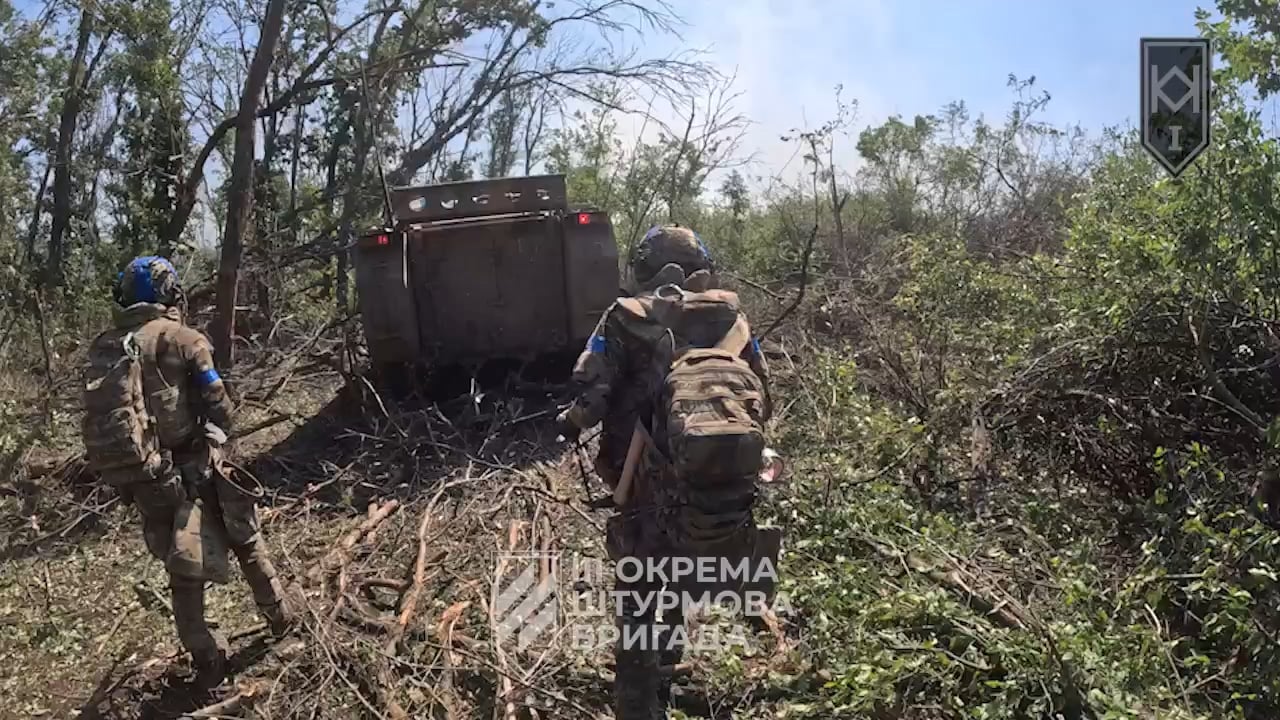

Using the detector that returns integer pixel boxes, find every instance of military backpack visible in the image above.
[621,284,768,545]
[81,324,163,484]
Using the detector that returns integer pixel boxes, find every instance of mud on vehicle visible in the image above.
[353,174,620,398]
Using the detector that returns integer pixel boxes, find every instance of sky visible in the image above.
[630,0,1214,180]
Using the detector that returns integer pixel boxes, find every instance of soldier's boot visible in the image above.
[171,576,230,691]
[615,644,663,720]
[190,645,228,693]
[233,538,294,637]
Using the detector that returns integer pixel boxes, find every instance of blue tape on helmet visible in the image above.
[196,368,222,387]
[589,334,606,353]
[643,225,662,240]
[126,256,177,303]
[130,256,160,302]
[131,258,155,302]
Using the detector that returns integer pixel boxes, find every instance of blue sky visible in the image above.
[640,0,1215,176]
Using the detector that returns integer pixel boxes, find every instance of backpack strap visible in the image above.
[148,319,189,390]
[130,320,165,421]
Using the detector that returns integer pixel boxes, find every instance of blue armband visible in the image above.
[196,368,222,387]
[751,337,762,356]
[589,334,606,353]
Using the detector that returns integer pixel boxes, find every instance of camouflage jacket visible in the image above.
[563,295,773,484]
[112,302,234,448]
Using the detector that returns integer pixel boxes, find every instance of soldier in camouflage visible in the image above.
[560,225,772,486]
[557,226,773,720]
[90,256,292,691]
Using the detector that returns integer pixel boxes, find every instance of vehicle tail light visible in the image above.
[375,234,390,246]
[577,213,591,225]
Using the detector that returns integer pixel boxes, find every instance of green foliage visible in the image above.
[107,0,186,259]
[0,0,54,252]
[546,84,625,213]
[1199,0,1280,98]
[720,11,1280,718]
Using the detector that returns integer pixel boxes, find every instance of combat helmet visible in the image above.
[114,255,184,308]
[628,224,714,293]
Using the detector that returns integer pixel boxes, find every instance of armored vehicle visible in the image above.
[353,174,619,384]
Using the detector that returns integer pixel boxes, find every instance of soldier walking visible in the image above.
[81,256,293,691]
[558,226,777,719]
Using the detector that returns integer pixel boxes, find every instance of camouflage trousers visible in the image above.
[130,455,284,668]
[606,488,781,719]
[608,508,685,720]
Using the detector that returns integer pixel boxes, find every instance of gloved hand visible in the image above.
[157,471,187,506]
[204,422,228,447]
[555,408,581,443]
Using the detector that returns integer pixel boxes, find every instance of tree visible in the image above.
[1199,0,1280,97]
[387,0,704,186]
[210,0,288,368]
[47,2,113,287]
[484,87,522,178]
[0,0,54,269]
[107,0,187,260]
[721,170,749,222]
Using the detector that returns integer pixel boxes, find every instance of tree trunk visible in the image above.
[211,0,289,368]
[521,90,549,175]
[46,5,96,287]
[321,131,342,301]
[24,164,52,270]
[336,108,370,315]
[256,99,282,329]
[84,85,126,250]
[289,102,302,243]
[826,143,846,257]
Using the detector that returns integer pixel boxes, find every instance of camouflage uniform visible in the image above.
[559,227,774,720]
[89,257,290,689]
